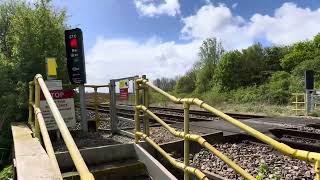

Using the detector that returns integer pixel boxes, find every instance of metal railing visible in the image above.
[28,74,94,180]
[135,77,320,180]
[292,93,306,115]
[85,84,109,130]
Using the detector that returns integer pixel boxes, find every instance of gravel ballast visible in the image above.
[181,140,314,180]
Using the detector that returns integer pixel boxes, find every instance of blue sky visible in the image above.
[51,0,320,84]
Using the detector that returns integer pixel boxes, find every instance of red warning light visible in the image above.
[70,38,78,48]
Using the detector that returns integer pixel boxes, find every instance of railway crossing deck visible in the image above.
[10,74,320,180]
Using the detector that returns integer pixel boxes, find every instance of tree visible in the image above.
[214,43,267,90]
[153,77,177,92]
[195,38,224,93]
[0,0,68,149]
[175,70,196,94]
[264,46,290,72]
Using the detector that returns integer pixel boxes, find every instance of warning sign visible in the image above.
[119,80,129,89]
[40,90,76,130]
[119,79,129,100]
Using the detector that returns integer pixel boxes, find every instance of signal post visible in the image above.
[65,28,88,132]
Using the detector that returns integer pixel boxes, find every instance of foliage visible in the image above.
[171,34,320,110]
[0,0,68,149]
[256,161,268,180]
[0,165,13,180]
[215,43,267,90]
[264,71,291,104]
[175,70,196,94]
[195,38,224,93]
[153,77,177,92]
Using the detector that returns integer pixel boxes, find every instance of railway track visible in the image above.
[84,103,265,123]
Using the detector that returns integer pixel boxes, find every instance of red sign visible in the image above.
[119,88,128,100]
[40,89,74,100]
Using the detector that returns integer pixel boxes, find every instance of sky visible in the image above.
[51,0,320,84]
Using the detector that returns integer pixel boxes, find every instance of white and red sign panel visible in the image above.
[40,89,76,130]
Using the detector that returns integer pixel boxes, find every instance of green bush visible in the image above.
[0,165,13,180]
[200,86,228,104]
[230,86,265,103]
[175,71,196,94]
[263,71,291,104]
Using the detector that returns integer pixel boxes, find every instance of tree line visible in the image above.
[154,35,320,105]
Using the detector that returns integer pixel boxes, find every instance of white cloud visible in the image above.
[86,37,200,83]
[181,3,320,48]
[134,0,180,17]
[248,3,320,45]
[232,3,238,9]
[86,2,320,83]
[181,4,252,49]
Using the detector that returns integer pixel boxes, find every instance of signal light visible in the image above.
[65,28,86,84]
[70,38,78,48]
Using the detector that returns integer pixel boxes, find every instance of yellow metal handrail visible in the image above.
[292,93,306,115]
[135,78,320,180]
[85,84,109,129]
[28,74,94,180]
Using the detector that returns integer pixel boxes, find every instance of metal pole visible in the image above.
[135,80,140,143]
[34,79,41,139]
[79,84,88,132]
[94,87,99,130]
[110,80,118,134]
[183,102,190,180]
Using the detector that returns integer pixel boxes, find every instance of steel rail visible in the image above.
[34,74,94,180]
[137,78,320,179]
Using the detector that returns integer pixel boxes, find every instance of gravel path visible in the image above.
[178,140,314,180]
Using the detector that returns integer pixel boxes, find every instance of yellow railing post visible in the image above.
[34,78,41,139]
[183,102,190,180]
[143,84,150,136]
[295,94,298,115]
[316,160,320,180]
[28,81,34,126]
[93,87,99,129]
[135,80,140,143]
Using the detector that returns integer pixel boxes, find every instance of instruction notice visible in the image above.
[40,89,76,130]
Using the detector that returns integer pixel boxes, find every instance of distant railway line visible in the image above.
[85,103,265,123]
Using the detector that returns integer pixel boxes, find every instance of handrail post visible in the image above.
[109,80,118,134]
[316,161,320,180]
[93,87,99,130]
[143,77,150,136]
[34,78,41,139]
[28,82,34,126]
[135,80,140,143]
[295,94,298,115]
[183,102,190,180]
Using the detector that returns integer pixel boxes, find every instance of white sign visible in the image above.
[45,80,62,90]
[40,90,76,130]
